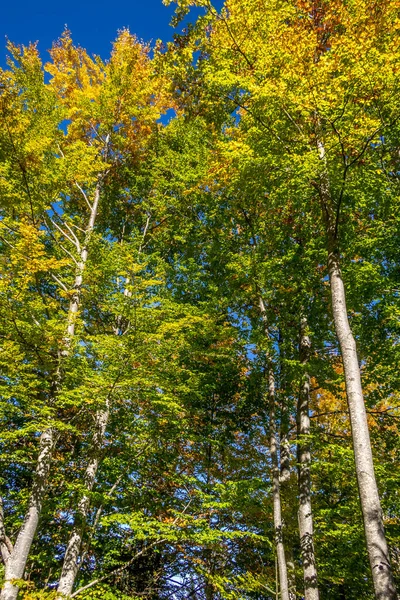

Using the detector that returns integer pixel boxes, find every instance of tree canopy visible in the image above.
[0,2,400,599]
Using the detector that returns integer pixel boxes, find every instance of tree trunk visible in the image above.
[327,243,396,600]
[258,298,290,600]
[279,331,291,486]
[57,405,109,597]
[317,139,396,600]
[63,184,101,348]
[0,499,13,566]
[297,316,319,600]
[57,213,137,597]
[269,369,290,600]
[286,547,297,600]
[0,183,102,600]
[0,430,54,600]
[277,332,295,600]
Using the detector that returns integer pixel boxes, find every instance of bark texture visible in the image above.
[317,139,396,600]
[269,370,290,600]
[280,401,291,485]
[0,183,102,600]
[57,405,109,597]
[259,298,290,600]
[327,245,396,600]
[297,317,319,600]
[58,209,133,596]
[0,430,54,600]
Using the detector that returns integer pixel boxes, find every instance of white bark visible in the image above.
[279,391,291,485]
[0,183,102,600]
[328,247,396,600]
[269,370,290,600]
[63,183,101,348]
[258,298,290,600]
[1,429,55,600]
[297,317,319,600]
[57,230,131,597]
[0,498,13,565]
[57,404,109,598]
[317,139,396,600]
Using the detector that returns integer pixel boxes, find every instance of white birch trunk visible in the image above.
[57,235,132,596]
[297,317,319,600]
[277,335,295,600]
[0,430,54,600]
[57,404,109,598]
[0,499,13,566]
[57,215,136,597]
[0,184,102,600]
[269,369,290,600]
[63,185,101,348]
[317,140,397,600]
[258,298,290,600]
[279,396,291,485]
[327,246,396,600]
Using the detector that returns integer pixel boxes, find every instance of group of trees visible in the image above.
[0,0,399,598]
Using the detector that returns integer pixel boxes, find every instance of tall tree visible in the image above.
[164,0,400,595]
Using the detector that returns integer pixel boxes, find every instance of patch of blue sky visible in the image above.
[159,107,177,126]
[57,119,71,135]
[1,0,225,70]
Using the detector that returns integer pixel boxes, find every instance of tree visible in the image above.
[163,0,400,595]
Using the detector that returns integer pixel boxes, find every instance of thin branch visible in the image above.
[0,221,18,234]
[138,213,152,254]
[224,93,297,151]
[0,235,16,250]
[41,220,80,267]
[70,224,86,234]
[49,218,79,250]
[59,243,80,267]
[51,273,69,293]
[57,143,65,158]
[282,106,304,136]
[74,182,93,211]
[64,221,82,253]
[210,2,256,72]
[29,313,41,327]
[80,472,126,566]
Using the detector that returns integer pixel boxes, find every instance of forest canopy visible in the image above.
[0,1,400,599]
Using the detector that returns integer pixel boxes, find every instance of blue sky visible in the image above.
[1,0,183,66]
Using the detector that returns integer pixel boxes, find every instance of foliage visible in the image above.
[0,2,400,598]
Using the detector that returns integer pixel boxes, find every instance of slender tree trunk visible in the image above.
[57,216,142,596]
[63,184,101,346]
[297,316,319,600]
[286,547,297,600]
[0,499,13,565]
[327,244,396,600]
[269,369,290,600]
[280,422,291,484]
[259,298,290,600]
[317,139,396,600]
[277,332,296,600]
[0,184,102,600]
[280,430,296,600]
[0,430,54,600]
[279,332,291,486]
[57,404,109,597]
